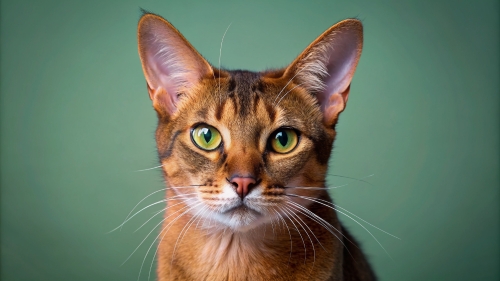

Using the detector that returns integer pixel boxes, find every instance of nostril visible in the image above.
[229,176,257,199]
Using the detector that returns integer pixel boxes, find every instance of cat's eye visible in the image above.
[191,124,222,151]
[269,128,299,154]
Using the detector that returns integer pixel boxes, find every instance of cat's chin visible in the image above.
[217,205,268,232]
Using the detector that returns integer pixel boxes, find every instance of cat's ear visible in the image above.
[284,19,363,126]
[138,13,213,116]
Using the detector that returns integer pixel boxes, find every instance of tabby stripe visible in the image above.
[217,152,227,167]
[161,130,181,159]
[230,93,238,115]
[227,77,236,93]
[215,99,227,120]
[252,93,260,113]
[265,103,276,122]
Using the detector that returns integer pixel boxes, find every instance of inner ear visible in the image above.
[138,13,214,116]
[283,19,363,126]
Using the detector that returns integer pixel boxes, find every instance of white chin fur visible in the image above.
[192,183,285,232]
[203,205,269,232]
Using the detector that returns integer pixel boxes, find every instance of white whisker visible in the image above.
[315,198,400,240]
[272,208,293,263]
[281,207,307,264]
[110,199,167,233]
[135,196,200,233]
[134,208,166,232]
[286,200,344,241]
[288,194,394,259]
[195,206,209,230]
[286,202,327,252]
[122,199,197,268]
[269,213,277,237]
[134,165,164,172]
[285,183,349,190]
[285,200,358,261]
[273,66,306,105]
[284,206,317,267]
[218,23,232,103]
[275,83,302,106]
[328,173,375,186]
[113,187,167,232]
[169,206,207,268]
[144,202,203,281]
[110,192,198,233]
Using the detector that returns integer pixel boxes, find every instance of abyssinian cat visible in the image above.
[137,11,376,281]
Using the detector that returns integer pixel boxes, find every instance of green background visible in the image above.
[1,0,498,280]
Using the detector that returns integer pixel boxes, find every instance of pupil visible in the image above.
[277,131,288,146]
[202,128,212,143]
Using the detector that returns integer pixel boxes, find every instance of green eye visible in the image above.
[191,124,222,151]
[270,128,299,153]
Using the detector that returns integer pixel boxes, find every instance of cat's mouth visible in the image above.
[216,201,266,231]
[223,204,260,216]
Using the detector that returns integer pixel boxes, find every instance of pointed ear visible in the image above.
[283,19,363,126]
[137,13,213,116]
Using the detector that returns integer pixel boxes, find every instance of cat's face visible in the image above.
[138,14,362,232]
[155,70,334,231]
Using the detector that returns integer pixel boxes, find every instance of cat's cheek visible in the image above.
[284,177,322,205]
[265,142,315,183]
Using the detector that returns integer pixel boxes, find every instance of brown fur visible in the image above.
[137,12,375,281]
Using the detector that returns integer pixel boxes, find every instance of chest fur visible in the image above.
[156,205,343,281]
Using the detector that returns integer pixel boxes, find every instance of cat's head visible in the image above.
[137,13,362,232]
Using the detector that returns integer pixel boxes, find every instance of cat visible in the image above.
[137,11,376,281]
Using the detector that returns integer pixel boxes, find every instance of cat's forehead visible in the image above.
[210,70,312,127]
[221,70,264,117]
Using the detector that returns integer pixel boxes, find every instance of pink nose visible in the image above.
[230,177,257,199]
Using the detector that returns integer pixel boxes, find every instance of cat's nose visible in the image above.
[229,176,257,199]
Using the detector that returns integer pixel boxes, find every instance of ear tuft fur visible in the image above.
[284,19,363,126]
[137,14,213,116]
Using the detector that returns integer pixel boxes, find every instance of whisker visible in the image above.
[286,200,357,260]
[218,22,232,103]
[134,165,164,172]
[109,199,166,233]
[281,207,307,264]
[168,186,200,189]
[309,197,401,240]
[195,206,209,230]
[169,206,207,268]
[284,206,318,269]
[134,197,199,233]
[286,200,342,239]
[122,199,198,267]
[144,202,203,281]
[136,201,201,280]
[113,187,167,232]
[287,194,394,259]
[110,192,198,233]
[285,202,327,252]
[272,208,293,263]
[275,83,302,106]
[273,66,306,105]
[134,208,166,232]
[269,213,277,237]
[286,173,375,190]
[285,183,349,190]
[289,206,316,270]
[328,173,375,186]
